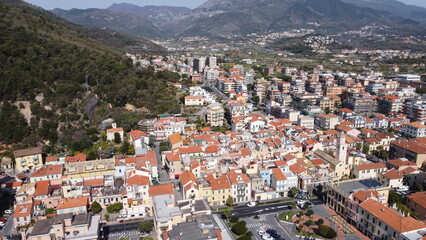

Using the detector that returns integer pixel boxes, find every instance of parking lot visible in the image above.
[242,213,298,240]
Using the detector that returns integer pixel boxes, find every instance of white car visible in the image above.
[297,200,306,205]
[396,186,409,192]
[258,230,266,235]
[262,235,273,240]
[0,222,5,227]
[247,202,256,207]
[4,210,12,215]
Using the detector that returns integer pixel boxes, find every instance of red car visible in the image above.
[0,218,7,222]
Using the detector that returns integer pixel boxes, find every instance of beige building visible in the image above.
[352,163,387,179]
[185,96,204,106]
[14,147,43,172]
[199,174,232,207]
[206,103,224,127]
[357,198,426,239]
[297,115,315,129]
[64,158,116,181]
[314,114,339,130]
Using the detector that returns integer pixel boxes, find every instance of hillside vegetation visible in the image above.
[0,1,179,146]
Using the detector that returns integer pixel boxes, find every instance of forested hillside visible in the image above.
[0,1,179,146]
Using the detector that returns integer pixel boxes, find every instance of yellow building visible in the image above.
[14,147,43,172]
[199,175,232,207]
[64,158,116,180]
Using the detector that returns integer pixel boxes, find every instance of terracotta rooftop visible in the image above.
[149,183,174,196]
[355,163,386,171]
[56,197,88,210]
[359,198,426,233]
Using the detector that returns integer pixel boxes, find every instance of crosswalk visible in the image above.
[247,222,272,231]
[108,230,140,239]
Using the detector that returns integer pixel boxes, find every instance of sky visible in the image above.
[24,0,426,10]
[24,0,207,10]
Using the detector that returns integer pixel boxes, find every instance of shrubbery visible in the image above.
[318,225,337,239]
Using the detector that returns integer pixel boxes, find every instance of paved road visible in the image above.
[102,220,152,240]
[0,215,13,237]
[153,142,170,183]
[218,198,323,218]
[244,213,299,240]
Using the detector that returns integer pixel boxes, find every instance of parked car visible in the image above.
[247,202,256,207]
[0,218,7,222]
[258,230,266,236]
[296,200,306,205]
[266,229,277,235]
[396,186,409,192]
[139,233,149,238]
[0,222,6,227]
[270,232,281,238]
[4,210,12,214]
[262,235,273,240]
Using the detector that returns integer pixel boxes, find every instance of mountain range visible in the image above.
[107,3,190,27]
[341,0,426,24]
[50,0,426,39]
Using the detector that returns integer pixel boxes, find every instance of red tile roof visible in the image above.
[57,197,88,210]
[272,168,287,181]
[355,163,386,171]
[360,198,426,233]
[126,175,150,186]
[149,183,174,196]
[65,153,86,163]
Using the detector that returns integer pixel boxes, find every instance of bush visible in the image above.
[230,216,240,223]
[91,201,102,214]
[107,202,123,213]
[237,236,251,240]
[45,208,54,215]
[246,231,253,236]
[306,220,314,226]
[232,221,247,236]
[318,225,337,239]
[104,214,110,221]
[138,221,153,233]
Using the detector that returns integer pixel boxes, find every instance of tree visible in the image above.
[306,220,314,226]
[88,149,99,160]
[355,143,362,151]
[91,201,102,214]
[224,209,231,220]
[396,203,411,216]
[237,236,251,240]
[114,132,121,144]
[388,191,403,205]
[106,202,123,213]
[318,225,337,239]
[232,221,247,236]
[252,95,260,105]
[290,187,299,197]
[306,209,314,217]
[104,214,110,221]
[45,208,54,215]
[317,218,324,225]
[0,102,30,144]
[120,140,131,154]
[291,202,297,209]
[324,107,331,114]
[230,216,240,223]
[226,196,234,206]
[138,221,153,233]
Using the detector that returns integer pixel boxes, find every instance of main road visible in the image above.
[216,198,323,218]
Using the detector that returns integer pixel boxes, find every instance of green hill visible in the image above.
[0,1,179,146]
